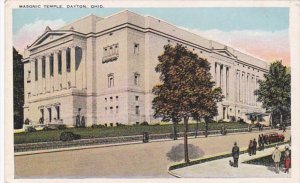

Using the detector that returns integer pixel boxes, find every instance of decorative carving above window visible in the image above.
[102,43,119,63]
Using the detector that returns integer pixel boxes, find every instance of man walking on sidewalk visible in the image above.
[272,145,281,174]
[232,142,240,168]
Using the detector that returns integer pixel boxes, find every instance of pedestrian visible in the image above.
[253,138,257,155]
[232,142,240,168]
[258,135,262,151]
[248,140,253,156]
[261,134,265,151]
[272,145,281,174]
[283,124,286,132]
[284,145,291,173]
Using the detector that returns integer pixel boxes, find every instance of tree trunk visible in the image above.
[172,121,177,140]
[205,119,208,138]
[279,111,283,125]
[184,116,189,163]
[195,120,199,138]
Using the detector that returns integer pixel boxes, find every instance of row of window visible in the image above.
[104,96,139,103]
[102,43,140,64]
[104,106,140,115]
[33,50,71,81]
[40,106,60,123]
[107,73,140,88]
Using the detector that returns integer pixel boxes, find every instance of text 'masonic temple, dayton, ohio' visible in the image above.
[22,10,269,127]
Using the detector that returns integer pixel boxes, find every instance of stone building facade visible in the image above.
[22,10,269,127]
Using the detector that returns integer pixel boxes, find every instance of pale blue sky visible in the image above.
[13,8,289,34]
[13,8,290,65]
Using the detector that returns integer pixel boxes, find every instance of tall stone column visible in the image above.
[53,51,59,91]
[252,75,255,106]
[242,72,246,104]
[236,71,239,102]
[45,54,50,93]
[31,60,36,96]
[82,47,87,90]
[255,76,258,106]
[211,61,215,82]
[222,65,227,98]
[38,56,43,94]
[61,48,67,89]
[241,72,244,103]
[70,45,76,88]
[215,63,219,87]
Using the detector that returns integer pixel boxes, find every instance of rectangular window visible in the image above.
[110,97,113,102]
[116,96,118,101]
[134,73,140,86]
[115,45,119,54]
[58,52,62,74]
[109,46,113,55]
[50,55,54,76]
[135,106,140,115]
[105,98,107,102]
[40,108,44,120]
[134,43,139,54]
[48,108,52,122]
[110,107,113,114]
[66,48,71,72]
[35,60,38,81]
[105,107,107,114]
[135,96,139,101]
[56,106,60,119]
[42,58,46,78]
[116,106,119,114]
[104,47,108,57]
[108,74,114,88]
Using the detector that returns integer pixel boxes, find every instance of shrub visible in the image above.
[140,121,149,126]
[117,123,126,127]
[229,116,236,123]
[26,126,36,132]
[152,123,160,126]
[237,118,245,123]
[91,124,106,128]
[217,119,224,123]
[59,132,81,141]
[42,126,52,131]
[57,124,66,130]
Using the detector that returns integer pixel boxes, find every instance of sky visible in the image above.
[13,8,290,65]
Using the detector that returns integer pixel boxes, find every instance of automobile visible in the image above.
[263,132,285,144]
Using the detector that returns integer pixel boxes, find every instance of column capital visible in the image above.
[70,44,77,48]
[53,50,60,54]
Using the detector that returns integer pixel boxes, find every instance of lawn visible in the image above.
[14,122,248,144]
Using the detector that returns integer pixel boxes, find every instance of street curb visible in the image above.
[167,141,289,176]
[167,169,182,178]
[14,129,285,156]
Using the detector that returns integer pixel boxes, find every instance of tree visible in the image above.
[13,47,24,129]
[254,61,291,127]
[152,44,223,163]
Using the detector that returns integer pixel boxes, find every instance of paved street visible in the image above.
[15,129,290,178]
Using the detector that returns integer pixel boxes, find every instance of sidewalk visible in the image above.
[170,144,291,178]
[15,128,288,156]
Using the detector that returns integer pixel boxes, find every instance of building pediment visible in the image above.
[28,31,71,50]
[213,48,237,60]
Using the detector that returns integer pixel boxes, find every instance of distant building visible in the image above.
[22,10,269,127]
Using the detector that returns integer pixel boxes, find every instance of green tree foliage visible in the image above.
[254,61,291,126]
[152,44,223,163]
[13,47,24,129]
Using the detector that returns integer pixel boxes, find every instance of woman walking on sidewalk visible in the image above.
[284,145,291,173]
